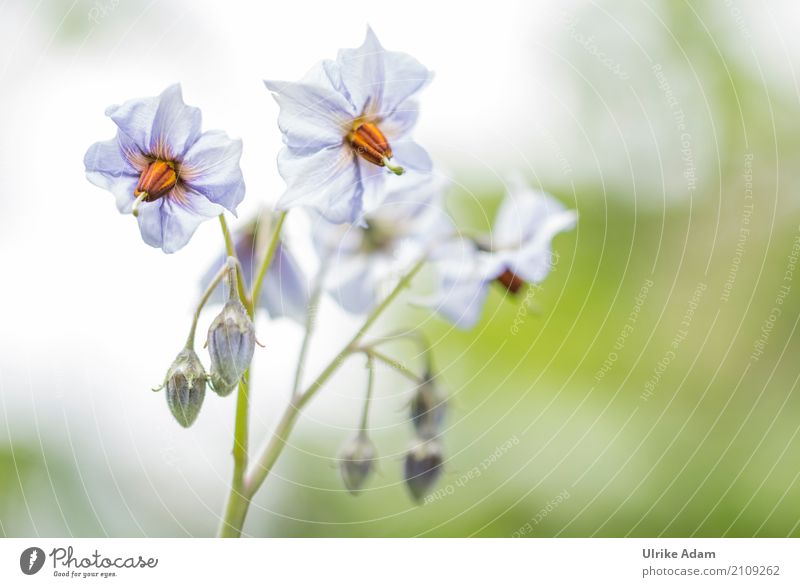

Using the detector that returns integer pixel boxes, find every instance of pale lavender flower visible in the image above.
[264,27,433,223]
[201,213,309,323]
[84,84,245,253]
[313,175,452,314]
[432,179,577,329]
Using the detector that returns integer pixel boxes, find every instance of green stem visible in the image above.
[360,354,375,432]
[360,347,422,384]
[216,216,250,538]
[250,211,288,318]
[218,257,252,536]
[185,258,234,349]
[217,212,287,537]
[366,330,434,375]
[291,263,329,398]
[244,257,426,501]
[219,214,250,313]
[219,376,250,537]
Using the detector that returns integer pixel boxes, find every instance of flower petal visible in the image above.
[357,160,388,216]
[136,189,222,254]
[276,145,367,223]
[135,199,166,250]
[106,84,201,159]
[149,84,202,157]
[380,102,420,140]
[326,255,379,314]
[84,136,140,212]
[338,27,432,118]
[390,140,432,172]
[265,62,354,154]
[258,242,309,323]
[493,181,568,247]
[427,240,490,329]
[180,130,245,214]
[336,26,385,114]
[508,209,577,283]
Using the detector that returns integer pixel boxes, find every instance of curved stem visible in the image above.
[250,211,288,318]
[364,329,434,375]
[360,347,423,384]
[185,259,233,349]
[219,214,250,313]
[244,257,426,500]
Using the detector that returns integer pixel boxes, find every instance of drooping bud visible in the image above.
[404,439,444,503]
[411,373,446,440]
[496,268,525,294]
[163,348,207,428]
[207,298,256,396]
[338,432,378,495]
[347,122,404,175]
[134,159,177,201]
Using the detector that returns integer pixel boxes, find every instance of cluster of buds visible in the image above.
[404,372,447,502]
[155,258,256,427]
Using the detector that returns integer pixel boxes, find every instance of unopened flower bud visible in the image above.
[207,298,255,396]
[163,348,207,428]
[411,373,446,439]
[404,439,443,503]
[338,432,377,495]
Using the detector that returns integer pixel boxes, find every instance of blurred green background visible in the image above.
[1,0,800,537]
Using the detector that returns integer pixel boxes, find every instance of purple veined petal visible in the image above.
[137,188,223,254]
[380,102,420,140]
[338,27,432,119]
[84,136,140,212]
[336,26,386,115]
[180,130,245,214]
[148,84,202,158]
[135,199,166,249]
[390,140,433,173]
[258,242,309,323]
[161,192,223,254]
[276,145,366,224]
[106,84,201,160]
[265,61,355,154]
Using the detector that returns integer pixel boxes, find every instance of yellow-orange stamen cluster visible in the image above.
[135,160,178,201]
[347,122,393,167]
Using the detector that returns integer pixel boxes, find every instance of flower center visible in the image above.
[496,269,525,294]
[135,159,178,201]
[347,122,404,175]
